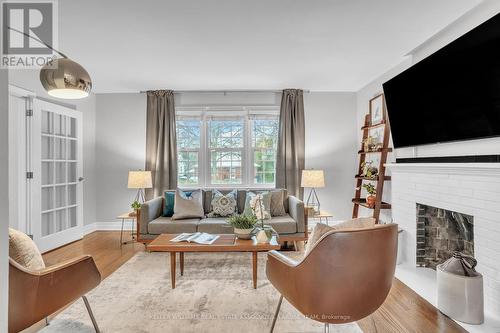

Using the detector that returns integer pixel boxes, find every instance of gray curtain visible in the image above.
[276,89,305,199]
[145,90,177,200]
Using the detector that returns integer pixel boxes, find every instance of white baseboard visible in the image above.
[83,221,136,235]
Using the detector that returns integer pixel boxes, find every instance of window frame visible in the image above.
[176,106,279,189]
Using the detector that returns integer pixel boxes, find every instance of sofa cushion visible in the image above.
[148,217,200,234]
[198,218,234,234]
[208,189,237,217]
[172,189,205,220]
[243,192,271,219]
[270,189,287,217]
[162,191,176,217]
[9,228,45,270]
[266,214,297,234]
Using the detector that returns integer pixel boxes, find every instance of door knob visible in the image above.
[78,177,85,182]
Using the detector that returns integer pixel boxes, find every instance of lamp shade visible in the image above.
[128,171,152,189]
[40,58,92,99]
[301,169,325,188]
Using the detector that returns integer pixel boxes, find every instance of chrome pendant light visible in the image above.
[8,26,92,99]
[40,58,92,99]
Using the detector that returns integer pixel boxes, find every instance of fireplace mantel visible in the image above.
[385,162,500,176]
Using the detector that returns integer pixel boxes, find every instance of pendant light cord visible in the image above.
[7,26,69,59]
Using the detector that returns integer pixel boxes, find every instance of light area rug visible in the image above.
[41,251,362,333]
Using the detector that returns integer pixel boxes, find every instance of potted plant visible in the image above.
[130,200,141,216]
[362,183,377,208]
[250,194,273,243]
[361,161,378,179]
[227,215,257,239]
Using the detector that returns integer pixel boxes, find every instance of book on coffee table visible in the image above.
[170,232,219,245]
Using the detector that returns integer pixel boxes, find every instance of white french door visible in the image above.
[31,99,84,252]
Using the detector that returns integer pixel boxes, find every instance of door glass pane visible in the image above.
[42,162,53,185]
[55,185,66,208]
[68,185,76,205]
[55,209,66,232]
[54,138,66,159]
[42,111,52,134]
[67,162,76,182]
[42,136,53,159]
[53,114,66,136]
[68,117,76,138]
[68,140,76,160]
[55,162,66,183]
[42,212,54,236]
[69,207,77,228]
[42,187,53,211]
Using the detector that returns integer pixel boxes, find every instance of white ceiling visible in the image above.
[58,0,482,93]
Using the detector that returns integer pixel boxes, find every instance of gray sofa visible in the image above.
[138,189,307,241]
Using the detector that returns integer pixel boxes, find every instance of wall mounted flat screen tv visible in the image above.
[383,13,500,148]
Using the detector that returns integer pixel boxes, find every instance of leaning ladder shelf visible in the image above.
[352,93,392,223]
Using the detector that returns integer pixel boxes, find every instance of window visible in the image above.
[176,118,201,186]
[175,109,279,188]
[252,117,278,185]
[209,118,244,185]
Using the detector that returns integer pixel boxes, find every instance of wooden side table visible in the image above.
[116,212,137,245]
[312,211,334,226]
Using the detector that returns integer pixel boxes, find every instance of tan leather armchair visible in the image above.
[266,223,398,332]
[9,255,102,333]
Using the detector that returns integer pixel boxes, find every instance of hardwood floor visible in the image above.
[41,231,465,333]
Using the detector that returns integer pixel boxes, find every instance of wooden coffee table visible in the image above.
[147,234,280,289]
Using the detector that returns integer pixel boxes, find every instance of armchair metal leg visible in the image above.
[324,323,330,333]
[82,296,101,333]
[270,295,283,333]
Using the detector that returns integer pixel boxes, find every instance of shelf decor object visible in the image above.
[128,170,153,204]
[301,169,325,214]
[352,93,392,222]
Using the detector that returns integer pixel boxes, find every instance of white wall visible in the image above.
[94,91,358,222]
[8,70,97,225]
[0,69,9,333]
[304,92,357,220]
[95,93,147,222]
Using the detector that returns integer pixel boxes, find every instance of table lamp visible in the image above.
[301,169,325,214]
[128,170,153,203]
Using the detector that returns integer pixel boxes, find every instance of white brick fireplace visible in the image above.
[386,163,500,331]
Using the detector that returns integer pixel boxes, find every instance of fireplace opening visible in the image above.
[416,204,474,269]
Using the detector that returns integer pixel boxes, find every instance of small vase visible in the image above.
[255,226,273,243]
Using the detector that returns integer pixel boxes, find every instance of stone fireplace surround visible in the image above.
[386,163,500,331]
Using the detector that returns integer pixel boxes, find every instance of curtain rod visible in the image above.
[139,89,310,94]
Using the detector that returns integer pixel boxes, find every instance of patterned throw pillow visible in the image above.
[243,192,272,220]
[207,190,237,217]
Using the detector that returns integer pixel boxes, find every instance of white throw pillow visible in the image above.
[172,189,205,220]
